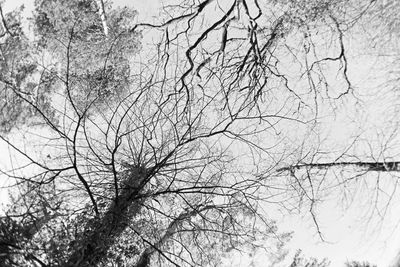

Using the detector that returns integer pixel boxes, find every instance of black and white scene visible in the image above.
[0,0,399,266]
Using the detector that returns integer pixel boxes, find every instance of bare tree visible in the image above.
[0,0,394,266]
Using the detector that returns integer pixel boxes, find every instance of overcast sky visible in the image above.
[1,1,400,266]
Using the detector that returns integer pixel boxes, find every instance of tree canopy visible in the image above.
[0,0,398,266]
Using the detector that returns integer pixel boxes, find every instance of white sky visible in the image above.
[1,0,400,266]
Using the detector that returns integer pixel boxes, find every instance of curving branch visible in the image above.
[133,205,216,267]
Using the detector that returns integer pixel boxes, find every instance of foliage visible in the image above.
[345,261,377,267]
[289,250,330,267]
[0,0,398,266]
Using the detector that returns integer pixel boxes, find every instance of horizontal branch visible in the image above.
[277,161,400,173]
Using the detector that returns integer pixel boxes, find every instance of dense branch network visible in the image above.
[0,0,391,266]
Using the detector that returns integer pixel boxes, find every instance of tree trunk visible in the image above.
[64,167,148,267]
[278,161,400,172]
[95,0,108,36]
